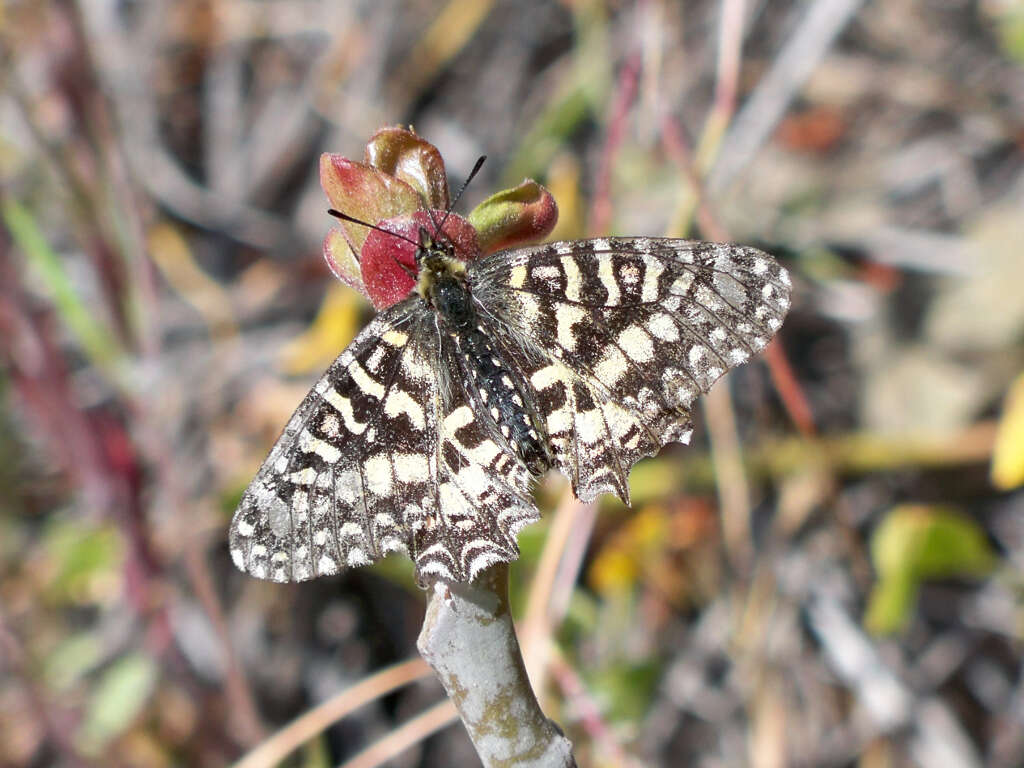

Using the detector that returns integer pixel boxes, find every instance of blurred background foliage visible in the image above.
[0,0,1022,766]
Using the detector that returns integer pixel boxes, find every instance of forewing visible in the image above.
[471,237,791,503]
[230,299,538,584]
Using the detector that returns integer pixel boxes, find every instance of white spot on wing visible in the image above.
[510,264,527,288]
[647,313,679,342]
[619,263,640,285]
[617,325,654,363]
[641,259,664,302]
[467,549,503,579]
[516,293,541,324]
[670,272,694,295]
[576,408,605,444]
[555,303,586,351]
[286,468,317,486]
[443,405,474,432]
[531,362,572,390]
[321,412,341,438]
[350,362,384,400]
[394,453,429,483]
[532,264,560,281]
[347,548,370,567]
[728,348,749,364]
[597,255,621,305]
[689,344,708,367]
[298,429,341,463]
[594,345,628,384]
[384,390,426,430]
[382,329,408,346]
[323,390,367,435]
[363,454,393,496]
[561,255,581,302]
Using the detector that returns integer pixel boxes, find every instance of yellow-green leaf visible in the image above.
[148,223,238,340]
[866,505,996,634]
[2,198,124,375]
[78,653,158,754]
[468,180,558,255]
[991,372,1024,490]
[279,284,362,375]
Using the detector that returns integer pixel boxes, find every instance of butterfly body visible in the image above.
[231,235,791,585]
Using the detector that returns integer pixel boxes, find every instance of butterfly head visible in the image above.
[415,225,469,312]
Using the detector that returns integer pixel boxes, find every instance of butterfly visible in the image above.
[229,177,791,585]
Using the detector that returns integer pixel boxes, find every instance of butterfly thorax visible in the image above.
[418,240,551,478]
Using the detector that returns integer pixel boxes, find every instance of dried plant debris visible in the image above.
[0,0,1021,766]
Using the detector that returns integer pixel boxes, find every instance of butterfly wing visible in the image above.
[230,299,538,584]
[470,237,791,504]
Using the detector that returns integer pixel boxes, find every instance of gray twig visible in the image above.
[418,564,576,768]
[707,0,866,193]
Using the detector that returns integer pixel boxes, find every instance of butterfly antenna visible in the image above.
[327,209,421,248]
[421,193,443,235]
[436,155,486,235]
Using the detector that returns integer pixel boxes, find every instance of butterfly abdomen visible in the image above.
[431,272,551,477]
[468,343,550,478]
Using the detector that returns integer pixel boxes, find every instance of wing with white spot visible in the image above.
[229,299,538,584]
[471,237,791,503]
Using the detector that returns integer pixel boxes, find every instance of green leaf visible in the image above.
[468,180,558,255]
[864,569,919,638]
[993,2,1024,63]
[1,198,123,374]
[299,733,331,768]
[77,653,159,753]
[865,505,997,634]
[45,633,104,691]
[42,516,123,602]
[586,660,661,725]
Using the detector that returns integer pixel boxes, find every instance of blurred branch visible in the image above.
[58,0,156,355]
[763,339,816,438]
[181,544,266,746]
[390,0,495,105]
[589,53,640,235]
[703,381,753,569]
[77,1,292,250]
[625,422,999,507]
[0,608,101,768]
[694,0,747,172]
[806,591,984,768]
[706,0,867,193]
[338,700,457,768]
[521,490,595,685]
[548,647,644,768]
[1,198,126,381]
[232,658,431,768]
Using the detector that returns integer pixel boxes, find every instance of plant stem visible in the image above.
[417,563,576,767]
